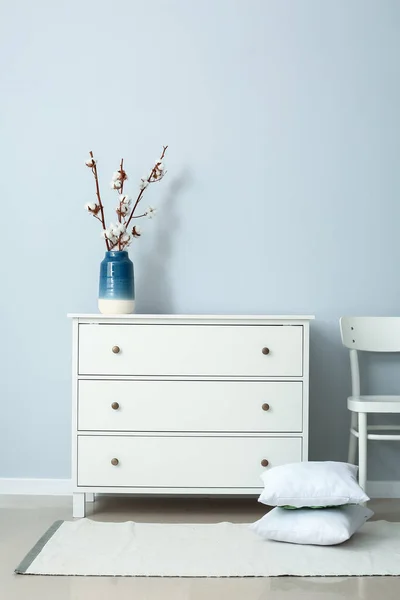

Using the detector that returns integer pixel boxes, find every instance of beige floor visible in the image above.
[1,495,400,599]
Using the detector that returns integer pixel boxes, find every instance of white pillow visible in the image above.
[258,461,369,508]
[250,505,374,545]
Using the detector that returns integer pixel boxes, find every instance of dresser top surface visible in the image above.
[68,313,315,321]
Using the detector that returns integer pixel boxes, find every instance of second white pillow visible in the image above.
[250,505,374,545]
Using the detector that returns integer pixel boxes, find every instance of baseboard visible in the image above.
[0,478,399,498]
[0,478,72,495]
[367,481,400,499]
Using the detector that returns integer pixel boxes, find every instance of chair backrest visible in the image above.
[340,317,400,352]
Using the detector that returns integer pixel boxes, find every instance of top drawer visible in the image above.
[78,324,303,377]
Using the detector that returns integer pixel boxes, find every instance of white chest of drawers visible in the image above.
[69,314,313,518]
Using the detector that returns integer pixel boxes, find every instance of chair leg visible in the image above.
[348,412,358,464]
[358,413,367,492]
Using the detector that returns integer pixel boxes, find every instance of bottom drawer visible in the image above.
[77,435,302,488]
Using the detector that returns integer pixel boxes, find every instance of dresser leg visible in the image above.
[73,493,86,518]
[86,493,95,503]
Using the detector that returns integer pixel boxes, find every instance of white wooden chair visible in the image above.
[340,316,400,491]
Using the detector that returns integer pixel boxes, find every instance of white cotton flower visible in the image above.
[112,171,122,182]
[157,162,165,171]
[101,229,110,239]
[119,194,131,205]
[85,157,96,167]
[119,203,129,215]
[121,233,131,243]
[84,202,96,211]
[146,206,157,219]
[108,223,117,236]
[110,180,122,190]
[132,225,142,237]
[110,222,125,236]
[139,179,149,190]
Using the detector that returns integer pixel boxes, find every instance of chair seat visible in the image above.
[348,395,400,413]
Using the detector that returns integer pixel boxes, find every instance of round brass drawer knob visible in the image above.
[111,402,120,410]
[262,347,270,355]
[261,459,269,467]
[111,458,119,466]
[112,346,121,354]
[262,403,270,411]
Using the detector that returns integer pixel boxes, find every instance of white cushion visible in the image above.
[250,505,374,545]
[258,461,369,508]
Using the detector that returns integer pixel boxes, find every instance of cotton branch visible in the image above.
[89,151,110,250]
[125,145,168,230]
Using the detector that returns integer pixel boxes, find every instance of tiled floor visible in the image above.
[1,495,400,599]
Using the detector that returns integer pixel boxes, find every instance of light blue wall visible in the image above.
[1,0,399,480]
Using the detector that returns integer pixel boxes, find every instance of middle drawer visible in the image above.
[78,380,303,433]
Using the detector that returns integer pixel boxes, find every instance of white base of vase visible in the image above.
[98,299,135,314]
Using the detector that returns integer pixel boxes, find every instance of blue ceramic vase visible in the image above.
[98,251,135,314]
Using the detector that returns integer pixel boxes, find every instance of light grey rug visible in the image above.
[15,519,400,577]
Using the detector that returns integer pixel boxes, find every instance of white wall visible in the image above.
[1,0,400,480]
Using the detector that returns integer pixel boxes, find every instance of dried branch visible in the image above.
[117,158,126,248]
[89,151,110,251]
[119,158,125,194]
[125,145,168,230]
